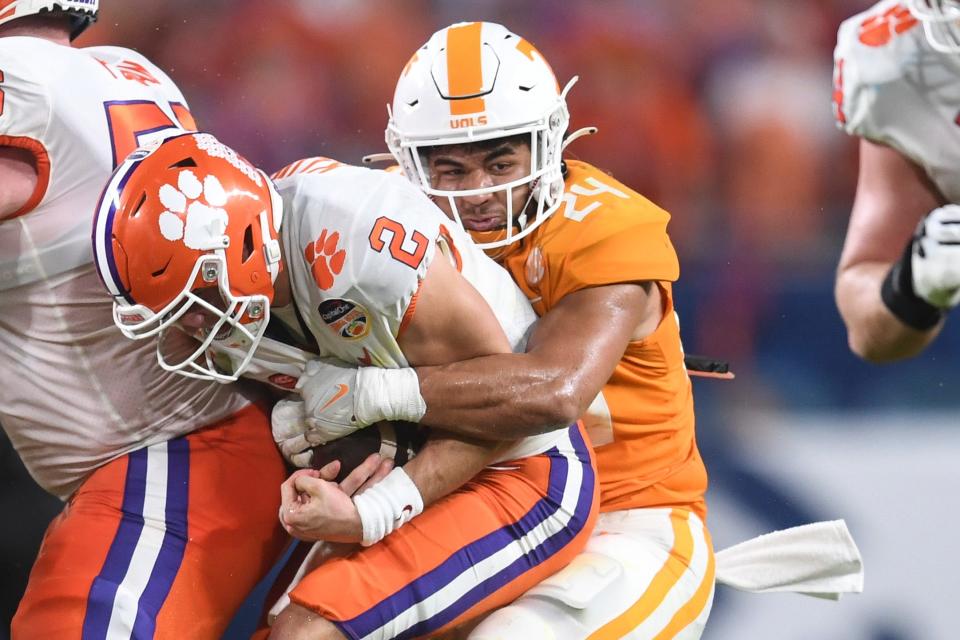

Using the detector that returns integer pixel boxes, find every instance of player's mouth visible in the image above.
[212,324,234,341]
[461,213,506,232]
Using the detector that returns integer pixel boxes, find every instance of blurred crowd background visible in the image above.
[4,1,959,638]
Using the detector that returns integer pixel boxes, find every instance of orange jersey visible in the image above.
[502,159,707,518]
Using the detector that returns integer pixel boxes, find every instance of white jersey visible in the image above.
[834,0,960,201]
[221,158,559,461]
[0,38,254,499]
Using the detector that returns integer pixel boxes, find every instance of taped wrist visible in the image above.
[355,367,427,424]
[353,467,424,546]
[881,240,944,331]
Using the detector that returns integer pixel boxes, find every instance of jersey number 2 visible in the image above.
[368,216,428,269]
[103,100,197,167]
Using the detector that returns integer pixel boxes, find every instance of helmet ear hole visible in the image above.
[169,157,198,169]
[241,225,255,263]
[130,193,147,218]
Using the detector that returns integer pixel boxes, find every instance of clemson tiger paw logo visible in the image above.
[157,169,229,249]
[858,4,918,47]
[305,229,346,290]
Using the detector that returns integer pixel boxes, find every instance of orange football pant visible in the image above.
[12,401,289,639]
[290,423,598,640]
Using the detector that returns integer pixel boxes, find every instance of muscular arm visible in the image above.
[0,146,38,218]
[395,253,515,504]
[414,281,660,440]
[836,138,945,362]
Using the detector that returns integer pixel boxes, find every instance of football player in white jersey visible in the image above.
[0,3,289,637]
[92,131,598,640]
[834,0,960,361]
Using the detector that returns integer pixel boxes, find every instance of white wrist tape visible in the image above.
[355,367,427,424]
[353,467,424,547]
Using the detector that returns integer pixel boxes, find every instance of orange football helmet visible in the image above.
[93,132,283,381]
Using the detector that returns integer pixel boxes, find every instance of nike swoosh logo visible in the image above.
[319,383,349,411]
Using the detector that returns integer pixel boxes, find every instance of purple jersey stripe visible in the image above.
[81,447,149,640]
[339,424,594,640]
[131,436,191,639]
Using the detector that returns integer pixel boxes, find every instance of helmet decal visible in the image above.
[194,133,262,186]
[156,170,230,250]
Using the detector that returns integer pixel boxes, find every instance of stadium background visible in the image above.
[3,1,958,638]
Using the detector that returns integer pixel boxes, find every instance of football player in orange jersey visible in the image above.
[295,21,715,638]
[834,1,960,362]
[0,4,290,637]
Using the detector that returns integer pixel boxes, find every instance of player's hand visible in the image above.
[297,358,366,440]
[298,358,428,434]
[912,204,960,308]
[271,397,326,468]
[278,461,367,543]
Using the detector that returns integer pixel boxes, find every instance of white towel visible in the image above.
[715,519,864,600]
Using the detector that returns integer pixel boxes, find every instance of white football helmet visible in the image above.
[908,0,960,53]
[387,22,576,252]
[0,0,98,38]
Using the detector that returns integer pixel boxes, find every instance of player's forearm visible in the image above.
[415,353,583,440]
[836,261,941,362]
[402,431,505,506]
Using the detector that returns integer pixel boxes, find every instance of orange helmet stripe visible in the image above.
[446,22,486,116]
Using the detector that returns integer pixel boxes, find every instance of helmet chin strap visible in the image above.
[261,209,282,283]
[261,169,284,285]
[516,177,542,231]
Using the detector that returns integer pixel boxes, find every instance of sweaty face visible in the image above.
[425,140,533,231]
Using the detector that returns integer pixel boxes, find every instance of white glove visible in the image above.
[271,397,324,468]
[297,357,427,440]
[912,204,960,308]
[297,358,362,441]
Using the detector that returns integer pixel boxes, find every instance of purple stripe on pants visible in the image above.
[81,447,148,640]
[339,424,595,640]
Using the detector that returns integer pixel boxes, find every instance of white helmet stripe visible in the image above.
[92,154,145,304]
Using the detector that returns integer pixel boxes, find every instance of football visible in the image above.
[309,421,427,483]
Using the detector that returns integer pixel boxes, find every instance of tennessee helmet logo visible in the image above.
[157,169,229,249]
[450,115,489,129]
[305,229,346,290]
